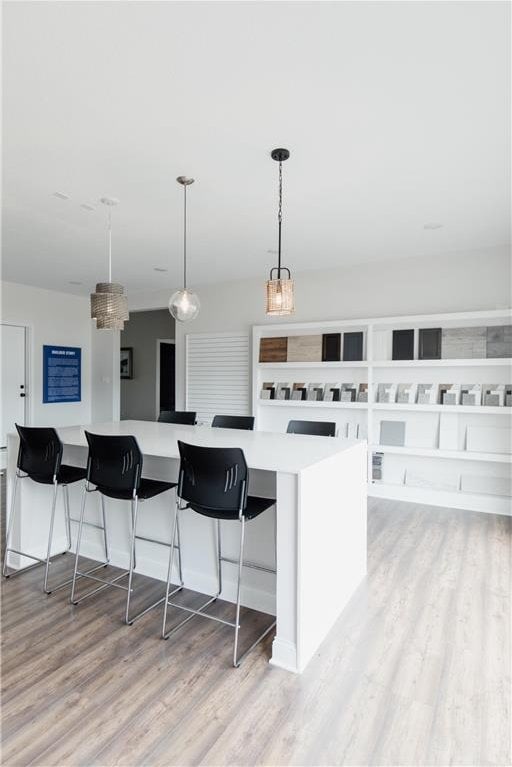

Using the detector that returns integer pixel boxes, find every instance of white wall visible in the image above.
[128,246,511,409]
[1,281,93,427]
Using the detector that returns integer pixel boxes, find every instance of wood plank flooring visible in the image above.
[1,473,510,766]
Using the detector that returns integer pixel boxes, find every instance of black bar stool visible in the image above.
[211,415,255,430]
[70,431,183,625]
[158,411,197,425]
[2,424,106,594]
[162,440,276,668]
[287,419,336,437]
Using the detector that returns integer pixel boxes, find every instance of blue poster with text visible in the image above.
[43,345,81,403]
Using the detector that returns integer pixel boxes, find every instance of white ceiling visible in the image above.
[2,1,510,296]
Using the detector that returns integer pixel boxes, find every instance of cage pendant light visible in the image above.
[169,176,200,323]
[90,198,129,330]
[266,148,294,316]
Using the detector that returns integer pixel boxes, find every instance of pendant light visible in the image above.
[266,148,294,316]
[169,176,200,323]
[90,197,129,330]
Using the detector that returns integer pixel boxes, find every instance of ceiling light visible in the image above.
[169,177,200,323]
[154,267,168,272]
[90,198,129,331]
[81,203,95,211]
[423,222,443,230]
[53,191,69,200]
[266,148,294,316]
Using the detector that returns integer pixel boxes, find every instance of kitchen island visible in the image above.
[6,420,367,673]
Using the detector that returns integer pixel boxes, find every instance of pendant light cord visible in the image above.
[277,160,283,277]
[183,184,187,290]
[108,204,112,283]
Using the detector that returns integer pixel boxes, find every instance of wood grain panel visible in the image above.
[259,337,288,363]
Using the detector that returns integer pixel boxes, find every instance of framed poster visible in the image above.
[43,345,81,403]
[120,347,133,379]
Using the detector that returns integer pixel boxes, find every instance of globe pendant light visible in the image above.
[266,148,294,316]
[169,176,200,323]
[90,197,129,330]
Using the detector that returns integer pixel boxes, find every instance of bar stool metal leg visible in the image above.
[64,484,72,551]
[43,480,60,594]
[70,484,88,604]
[233,517,246,667]
[161,498,180,638]
[175,510,184,586]
[125,496,139,624]
[100,493,110,564]
[216,518,223,597]
[3,471,20,577]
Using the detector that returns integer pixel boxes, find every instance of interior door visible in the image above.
[1,324,26,448]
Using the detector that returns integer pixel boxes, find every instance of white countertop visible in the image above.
[48,420,363,474]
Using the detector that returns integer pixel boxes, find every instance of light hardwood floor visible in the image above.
[1,474,510,766]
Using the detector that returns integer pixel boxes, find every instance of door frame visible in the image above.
[1,321,30,436]
[155,339,175,419]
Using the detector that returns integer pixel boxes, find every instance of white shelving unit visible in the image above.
[252,309,512,515]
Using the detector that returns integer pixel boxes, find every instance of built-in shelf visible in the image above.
[372,358,512,368]
[258,399,367,409]
[370,444,512,463]
[257,361,368,369]
[368,482,512,515]
[372,403,512,415]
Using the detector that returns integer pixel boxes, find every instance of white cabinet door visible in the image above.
[1,324,26,448]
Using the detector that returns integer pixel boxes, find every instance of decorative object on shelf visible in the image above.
[486,325,512,358]
[322,333,341,362]
[418,328,442,360]
[438,383,451,404]
[392,329,414,360]
[417,383,438,404]
[441,326,486,359]
[466,425,511,454]
[461,384,482,406]
[90,198,129,330]
[259,337,288,362]
[307,383,324,401]
[483,384,506,407]
[439,412,459,450]
[380,420,406,447]
[266,148,294,316]
[372,452,383,480]
[120,347,133,379]
[442,384,461,406]
[377,383,397,404]
[505,385,512,407]
[292,383,307,400]
[169,176,200,323]
[340,383,357,402]
[343,332,364,362]
[260,382,275,400]
[324,384,341,402]
[357,383,368,403]
[287,335,322,362]
[397,383,417,404]
[276,382,292,400]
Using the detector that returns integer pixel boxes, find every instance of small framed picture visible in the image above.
[120,347,133,379]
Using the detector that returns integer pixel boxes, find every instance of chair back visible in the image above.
[177,441,248,517]
[158,410,196,425]
[15,425,63,481]
[287,420,336,437]
[85,431,142,496]
[211,415,255,431]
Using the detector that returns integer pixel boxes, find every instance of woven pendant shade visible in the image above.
[90,282,129,330]
[265,277,295,316]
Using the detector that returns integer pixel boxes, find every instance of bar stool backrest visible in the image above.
[158,411,197,425]
[211,415,255,431]
[287,420,336,437]
[15,424,62,480]
[177,440,248,517]
[84,432,143,496]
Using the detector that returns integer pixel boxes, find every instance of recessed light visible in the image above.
[68,280,83,285]
[53,191,69,200]
[423,222,443,230]
[154,267,168,272]
[81,203,95,211]
[267,249,278,254]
